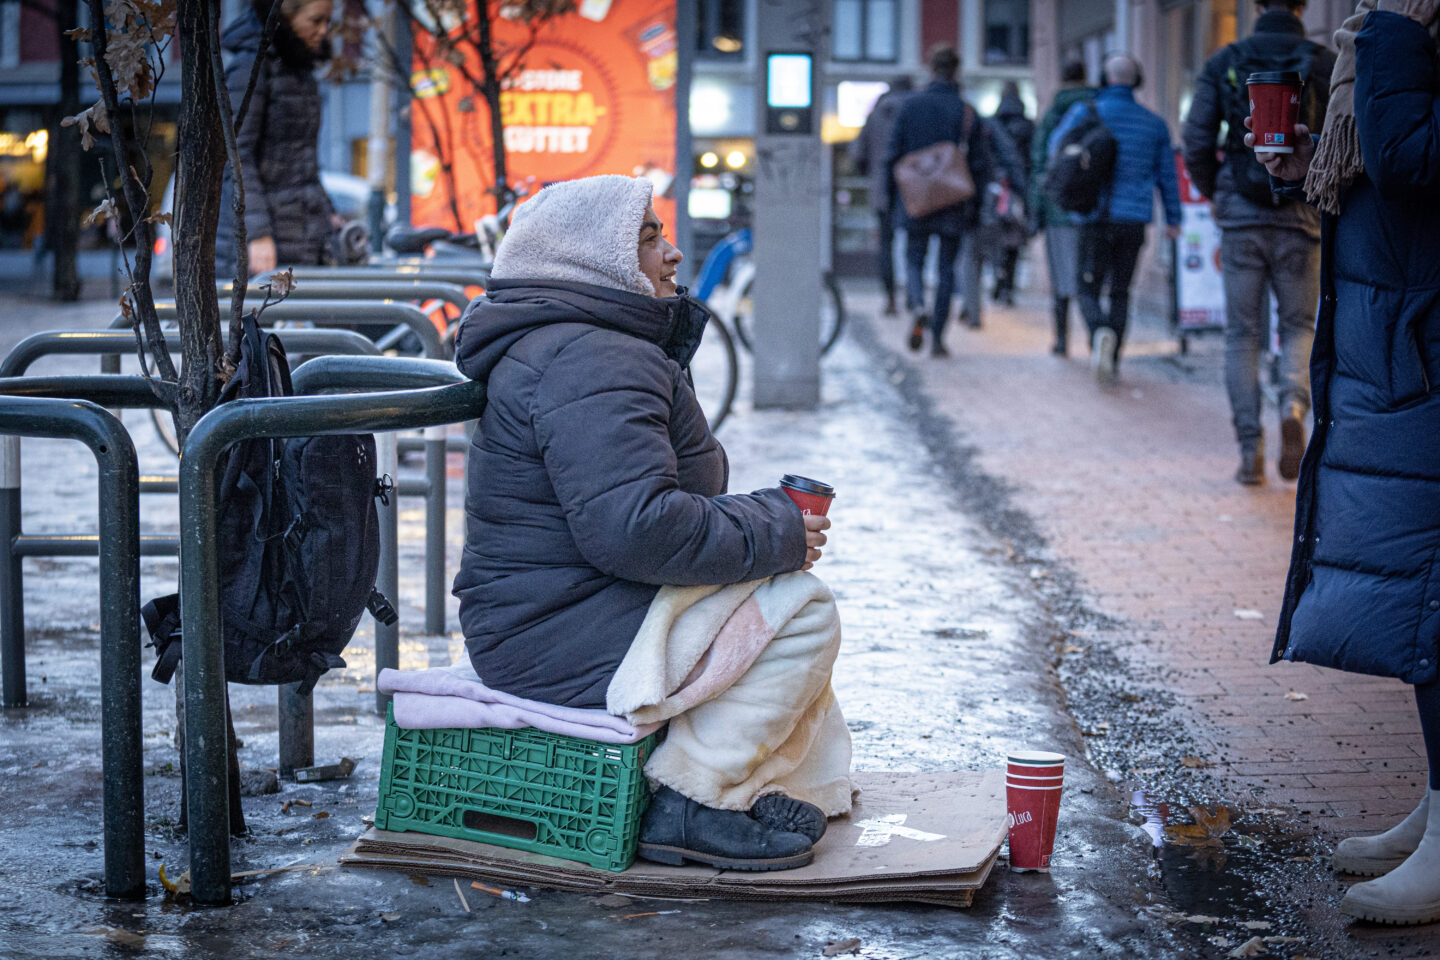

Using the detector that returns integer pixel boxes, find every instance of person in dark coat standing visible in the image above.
[887,45,1024,356]
[1258,0,1440,926]
[987,81,1034,307]
[848,76,912,316]
[216,0,337,277]
[1182,0,1336,486]
[453,175,851,873]
[1031,61,1095,355]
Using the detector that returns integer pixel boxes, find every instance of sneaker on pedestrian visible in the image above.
[1092,328,1118,383]
[962,309,981,330]
[930,341,950,358]
[1278,405,1306,481]
[882,293,898,317]
[1235,440,1265,486]
[1340,789,1440,925]
[907,312,928,351]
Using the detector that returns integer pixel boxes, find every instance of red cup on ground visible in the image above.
[780,474,835,516]
[1247,70,1304,154]
[1007,750,1065,872]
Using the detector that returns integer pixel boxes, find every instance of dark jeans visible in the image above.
[1077,221,1146,361]
[876,208,897,300]
[905,231,960,338]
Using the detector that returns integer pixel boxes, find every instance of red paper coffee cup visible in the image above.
[780,474,835,516]
[1247,71,1303,154]
[1007,750,1064,872]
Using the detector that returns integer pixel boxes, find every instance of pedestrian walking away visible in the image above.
[848,76,913,317]
[1182,0,1336,486]
[888,44,1024,357]
[1049,54,1182,383]
[452,175,852,873]
[1261,0,1440,927]
[216,0,341,277]
[1030,60,1095,355]
[987,81,1035,308]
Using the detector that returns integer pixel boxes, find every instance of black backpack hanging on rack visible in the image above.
[143,314,397,694]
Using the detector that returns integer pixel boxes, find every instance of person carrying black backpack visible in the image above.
[1182,0,1336,487]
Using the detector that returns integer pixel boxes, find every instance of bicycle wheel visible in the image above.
[689,313,739,432]
[731,270,845,356]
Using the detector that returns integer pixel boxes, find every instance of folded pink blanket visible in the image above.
[376,663,659,745]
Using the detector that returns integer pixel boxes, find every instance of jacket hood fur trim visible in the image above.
[489,175,656,297]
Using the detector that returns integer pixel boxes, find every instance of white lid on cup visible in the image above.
[1007,750,1065,765]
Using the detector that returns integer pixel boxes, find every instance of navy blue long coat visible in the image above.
[1275,11,1440,685]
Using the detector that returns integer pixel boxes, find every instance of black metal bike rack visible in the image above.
[177,374,486,905]
[0,393,145,900]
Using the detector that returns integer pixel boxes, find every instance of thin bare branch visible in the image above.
[86,0,177,385]
[207,0,249,366]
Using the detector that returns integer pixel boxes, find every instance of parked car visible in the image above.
[152,170,393,287]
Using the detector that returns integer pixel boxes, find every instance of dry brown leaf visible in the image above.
[1164,805,1231,846]
[1181,756,1212,768]
[147,212,172,227]
[1284,691,1308,701]
[822,940,862,958]
[312,811,329,819]
[83,198,116,228]
[1227,935,1265,958]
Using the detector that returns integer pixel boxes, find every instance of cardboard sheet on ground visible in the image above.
[341,770,1006,907]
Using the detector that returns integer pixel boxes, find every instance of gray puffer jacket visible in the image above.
[453,176,808,708]
[216,3,334,273]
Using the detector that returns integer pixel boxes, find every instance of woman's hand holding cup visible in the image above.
[1244,117,1314,182]
[802,514,829,570]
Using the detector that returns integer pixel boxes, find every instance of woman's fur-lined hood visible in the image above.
[489,175,656,296]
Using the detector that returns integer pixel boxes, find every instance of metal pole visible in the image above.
[277,682,314,778]
[91,409,144,900]
[0,399,144,899]
[0,435,23,707]
[375,430,399,714]
[675,0,694,284]
[424,425,446,635]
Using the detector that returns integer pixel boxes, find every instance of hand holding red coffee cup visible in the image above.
[780,475,835,570]
[1243,117,1314,182]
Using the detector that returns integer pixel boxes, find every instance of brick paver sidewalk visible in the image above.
[856,284,1426,836]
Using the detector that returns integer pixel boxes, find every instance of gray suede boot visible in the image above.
[1333,792,1430,876]
[1340,789,1440,925]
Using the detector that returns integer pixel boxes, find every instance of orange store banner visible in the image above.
[409,0,677,231]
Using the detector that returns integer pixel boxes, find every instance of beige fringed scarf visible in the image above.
[1305,0,1440,214]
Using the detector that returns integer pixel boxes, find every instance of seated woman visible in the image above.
[452,175,853,871]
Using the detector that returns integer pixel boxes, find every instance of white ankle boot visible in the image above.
[1340,789,1440,925]
[1333,792,1430,876]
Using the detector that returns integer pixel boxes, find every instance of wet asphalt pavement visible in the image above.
[0,291,1400,957]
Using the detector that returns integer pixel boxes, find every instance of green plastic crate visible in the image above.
[374,705,657,872]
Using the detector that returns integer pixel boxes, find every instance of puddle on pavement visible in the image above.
[1126,781,1331,952]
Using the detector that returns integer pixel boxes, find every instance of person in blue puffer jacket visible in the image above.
[1049,54,1182,382]
[1255,0,1440,927]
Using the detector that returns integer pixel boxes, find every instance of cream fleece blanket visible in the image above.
[607,570,855,817]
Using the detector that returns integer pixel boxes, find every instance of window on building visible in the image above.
[696,0,745,59]
[832,0,898,63]
[983,0,1030,66]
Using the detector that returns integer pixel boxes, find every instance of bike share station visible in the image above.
[0,1,1009,918]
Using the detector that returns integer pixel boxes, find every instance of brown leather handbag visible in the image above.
[893,105,976,219]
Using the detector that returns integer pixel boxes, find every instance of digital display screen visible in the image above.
[766,54,813,109]
[687,187,733,220]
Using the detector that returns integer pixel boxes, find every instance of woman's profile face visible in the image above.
[290,0,333,52]
[637,202,683,298]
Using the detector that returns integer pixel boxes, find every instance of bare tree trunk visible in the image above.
[50,0,82,302]
[171,0,228,440]
[476,6,508,199]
